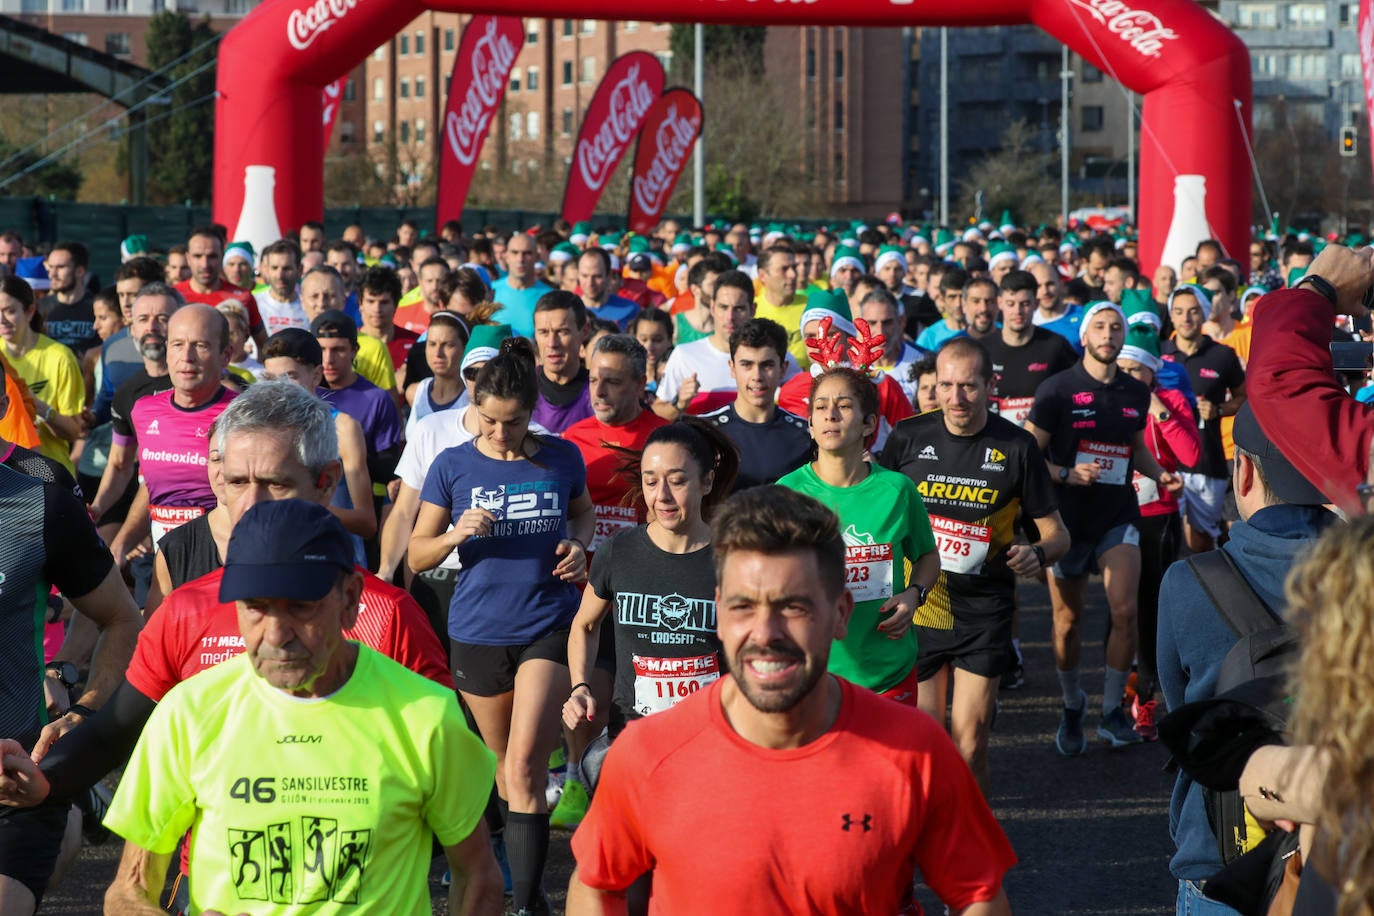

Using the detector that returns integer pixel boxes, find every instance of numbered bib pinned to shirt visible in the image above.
[590,504,637,551]
[632,653,720,716]
[930,515,992,575]
[1075,440,1132,486]
[844,543,894,603]
[1133,470,1160,507]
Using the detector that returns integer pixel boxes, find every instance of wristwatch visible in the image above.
[1058,466,1070,483]
[1155,409,1171,422]
[1294,274,1338,307]
[1031,545,1047,568]
[45,660,79,689]
[913,583,930,607]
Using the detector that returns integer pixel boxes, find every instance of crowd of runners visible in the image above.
[0,214,1369,914]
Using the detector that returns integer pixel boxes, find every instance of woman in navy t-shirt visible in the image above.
[411,336,593,914]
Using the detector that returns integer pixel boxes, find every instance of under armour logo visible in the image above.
[841,813,872,833]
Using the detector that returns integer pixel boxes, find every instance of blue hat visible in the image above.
[219,500,355,603]
[16,256,48,291]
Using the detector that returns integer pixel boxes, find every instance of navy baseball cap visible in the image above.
[1233,403,1328,507]
[219,500,356,603]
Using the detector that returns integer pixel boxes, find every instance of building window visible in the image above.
[226,0,250,12]
[510,73,521,93]
[1082,106,1104,131]
[1082,63,1103,82]
[399,34,409,56]
[62,31,87,44]
[509,112,523,141]
[806,48,816,79]
[414,31,425,55]
[1339,3,1353,25]
[562,19,574,37]
[400,78,410,99]
[105,32,130,55]
[344,78,356,101]
[1235,3,1277,27]
[527,22,539,43]
[562,61,574,85]
[833,152,844,182]
[61,0,82,11]
[581,56,596,83]
[340,121,355,145]
[400,120,410,143]
[624,20,639,31]
[1286,3,1325,27]
[1341,53,1362,78]
[561,107,573,136]
[373,46,385,61]
[834,100,844,130]
[581,19,595,33]
[415,77,425,98]
[526,111,540,139]
[527,67,539,91]
[415,118,426,143]
[445,29,455,51]
[373,120,384,143]
[834,49,844,80]
[104,0,126,11]
[1253,53,1282,77]
[373,77,384,101]
[1289,53,1326,79]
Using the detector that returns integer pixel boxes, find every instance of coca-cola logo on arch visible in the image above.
[576,63,659,191]
[1063,0,1178,58]
[447,18,518,166]
[287,0,361,51]
[633,102,701,218]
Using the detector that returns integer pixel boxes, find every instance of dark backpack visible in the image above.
[1170,549,1302,915]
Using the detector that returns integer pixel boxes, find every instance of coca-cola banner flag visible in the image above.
[436,15,524,228]
[1362,0,1374,184]
[322,78,345,146]
[628,89,702,235]
[561,51,665,225]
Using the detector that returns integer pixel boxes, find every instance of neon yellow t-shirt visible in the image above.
[1,335,85,472]
[104,646,495,914]
[354,334,395,391]
[754,292,810,370]
[397,287,424,308]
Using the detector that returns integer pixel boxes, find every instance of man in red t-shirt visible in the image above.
[172,227,266,353]
[358,264,419,387]
[568,486,1015,915]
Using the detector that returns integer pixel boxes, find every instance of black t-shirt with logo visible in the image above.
[1160,336,1245,478]
[701,403,812,492]
[38,291,99,357]
[880,410,1057,626]
[1027,362,1150,541]
[982,328,1079,425]
[587,525,721,734]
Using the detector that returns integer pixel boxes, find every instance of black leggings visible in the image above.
[1135,511,1182,698]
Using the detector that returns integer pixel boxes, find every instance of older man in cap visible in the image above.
[99,499,503,915]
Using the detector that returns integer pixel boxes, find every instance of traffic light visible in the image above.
[1341,126,1357,157]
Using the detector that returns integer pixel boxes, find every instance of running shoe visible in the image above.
[1098,704,1144,748]
[80,782,114,845]
[550,777,589,829]
[545,769,565,809]
[442,835,512,895]
[1132,696,1159,742]
[999,663,1025,691]
[1055,689,1088,757]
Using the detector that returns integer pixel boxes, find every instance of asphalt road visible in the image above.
[41,576,1177,915]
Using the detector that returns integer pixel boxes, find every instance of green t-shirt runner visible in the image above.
[778,462,937,693]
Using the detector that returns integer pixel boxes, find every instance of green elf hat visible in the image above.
[1121,289,1162,331]
[1119,324,1161,372]
[873,245,906,275]
[569,222,592,246]
[120,234,149,262]
[987,241,1018,270]
[671,233,694,256]
[547,242,581,266]
[627,235,650,253]
[801,287,856,337]
[461,324,513,374]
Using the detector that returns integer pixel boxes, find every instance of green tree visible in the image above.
[0,140,83,199]
[667,25,766,82]
[144,11,218,205]
[956,119,1060,228]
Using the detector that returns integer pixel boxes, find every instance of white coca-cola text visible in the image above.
[287,0,360,52]
[1064,0,1179,58]
[321,79,342,128]
[447,19,518,166]
[633,103,700,218]
[576,64,657,192]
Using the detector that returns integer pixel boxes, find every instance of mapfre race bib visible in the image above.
[632,653,720,716]
[150,505,204,549]
[591,504,637,551]
[1075,440,1131,486]
[995,396,1035,426]
[844,543,894,603]
[930,515,992,575]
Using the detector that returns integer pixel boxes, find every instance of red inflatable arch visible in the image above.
[214,0,1251,272]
